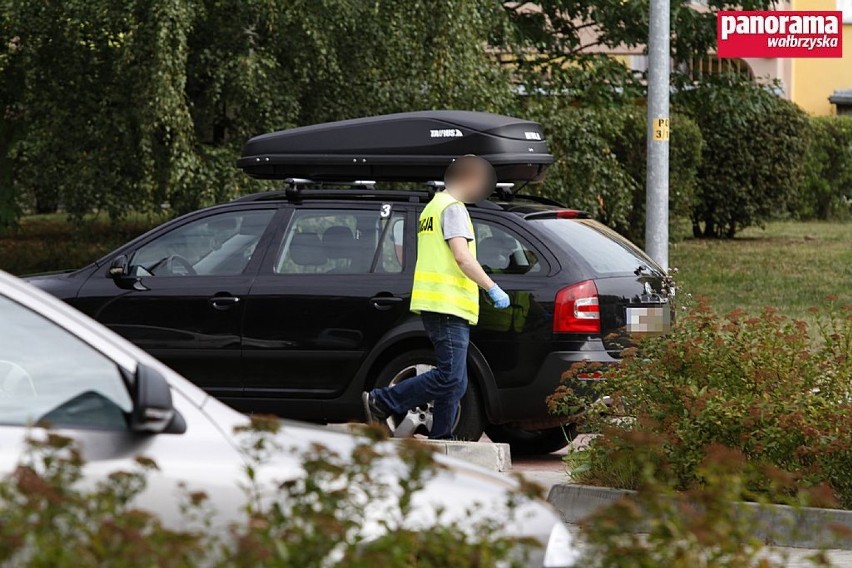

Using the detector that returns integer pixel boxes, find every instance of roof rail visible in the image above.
[283,178,378,189]
[233,188,433,204]
[231,179,545,208]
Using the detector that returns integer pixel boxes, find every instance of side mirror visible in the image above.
[109,255,148,291]
[129,364,185,434]
[108,255,129,278]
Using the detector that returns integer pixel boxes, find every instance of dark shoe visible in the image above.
[362,391,390,423]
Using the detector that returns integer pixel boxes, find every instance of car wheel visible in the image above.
[374,349,484,441]
[485,423,577,456]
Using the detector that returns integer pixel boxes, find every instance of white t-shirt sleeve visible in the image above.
[441,203,474,241]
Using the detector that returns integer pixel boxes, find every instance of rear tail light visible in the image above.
[555,209,591,219]
[554,280,600,334]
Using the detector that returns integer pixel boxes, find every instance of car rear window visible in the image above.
[532,218,662,276]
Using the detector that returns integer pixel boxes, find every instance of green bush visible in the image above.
[522,100,703,243]
[798,117,852,221]
[0,215,160,275]
[675,80,811,238]
[549,299,852,508]
[0,433,202,566]
[522,100,637,230]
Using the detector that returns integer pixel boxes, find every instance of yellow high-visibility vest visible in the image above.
[410,191,479,325]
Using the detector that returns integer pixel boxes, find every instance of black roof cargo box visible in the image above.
[237,111,553,183]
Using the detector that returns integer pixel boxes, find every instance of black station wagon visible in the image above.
[29,111,674,454]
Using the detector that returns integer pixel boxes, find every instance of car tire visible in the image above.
[374,349,485,441]
[485,423,577,456]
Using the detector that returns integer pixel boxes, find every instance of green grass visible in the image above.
[671,221,852,318]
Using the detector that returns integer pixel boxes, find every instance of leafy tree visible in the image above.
[0,0,513,225]
[500,0,776,106]
[1,0,197,220]
[0,4,23,229]
[0,0,817,239]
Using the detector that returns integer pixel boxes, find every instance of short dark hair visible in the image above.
[444,155,496,187]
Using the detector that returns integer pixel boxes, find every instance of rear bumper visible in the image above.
[492,344,619,428]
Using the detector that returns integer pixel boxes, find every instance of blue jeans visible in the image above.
[372,311,470,440]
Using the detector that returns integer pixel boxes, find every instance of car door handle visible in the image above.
[209,296,240,310]
[370,296,403,311]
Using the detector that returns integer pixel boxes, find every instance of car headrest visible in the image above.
[322,226,356,259]
[478,236,514,270]
[289,233,327,266]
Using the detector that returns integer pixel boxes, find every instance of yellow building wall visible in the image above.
[790,0,852,115]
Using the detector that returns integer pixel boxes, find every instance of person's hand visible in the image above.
[486,285,510,309]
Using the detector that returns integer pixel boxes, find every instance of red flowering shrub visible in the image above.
[551,299,852,508]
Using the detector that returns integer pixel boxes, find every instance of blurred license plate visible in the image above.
[626,306,671,335]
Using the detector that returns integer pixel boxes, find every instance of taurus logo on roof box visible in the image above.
[430,128,463,138]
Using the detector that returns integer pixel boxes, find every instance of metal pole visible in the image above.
[645,0,670,270]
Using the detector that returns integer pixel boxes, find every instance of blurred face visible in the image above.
[455,170,491,202]
[445,157,497,203]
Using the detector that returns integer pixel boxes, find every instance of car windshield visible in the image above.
[532,218,663,277]
[0,294,132,429]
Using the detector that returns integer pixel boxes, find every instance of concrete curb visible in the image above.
[324,425,512,472]
[547,483,852,550]
[416,440,512,472]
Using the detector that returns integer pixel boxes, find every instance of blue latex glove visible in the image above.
[486,284,510,309]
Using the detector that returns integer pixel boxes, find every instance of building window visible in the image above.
[688,56,753,83]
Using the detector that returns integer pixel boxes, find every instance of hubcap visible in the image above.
[386,363,460,438]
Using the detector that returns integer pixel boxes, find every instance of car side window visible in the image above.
[274,209,404,274]
[130,209,275,277]
[473,220,542,275]
[0,295,133,430]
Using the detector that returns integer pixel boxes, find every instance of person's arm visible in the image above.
[448,237,494,290]
[441,202,509,309]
